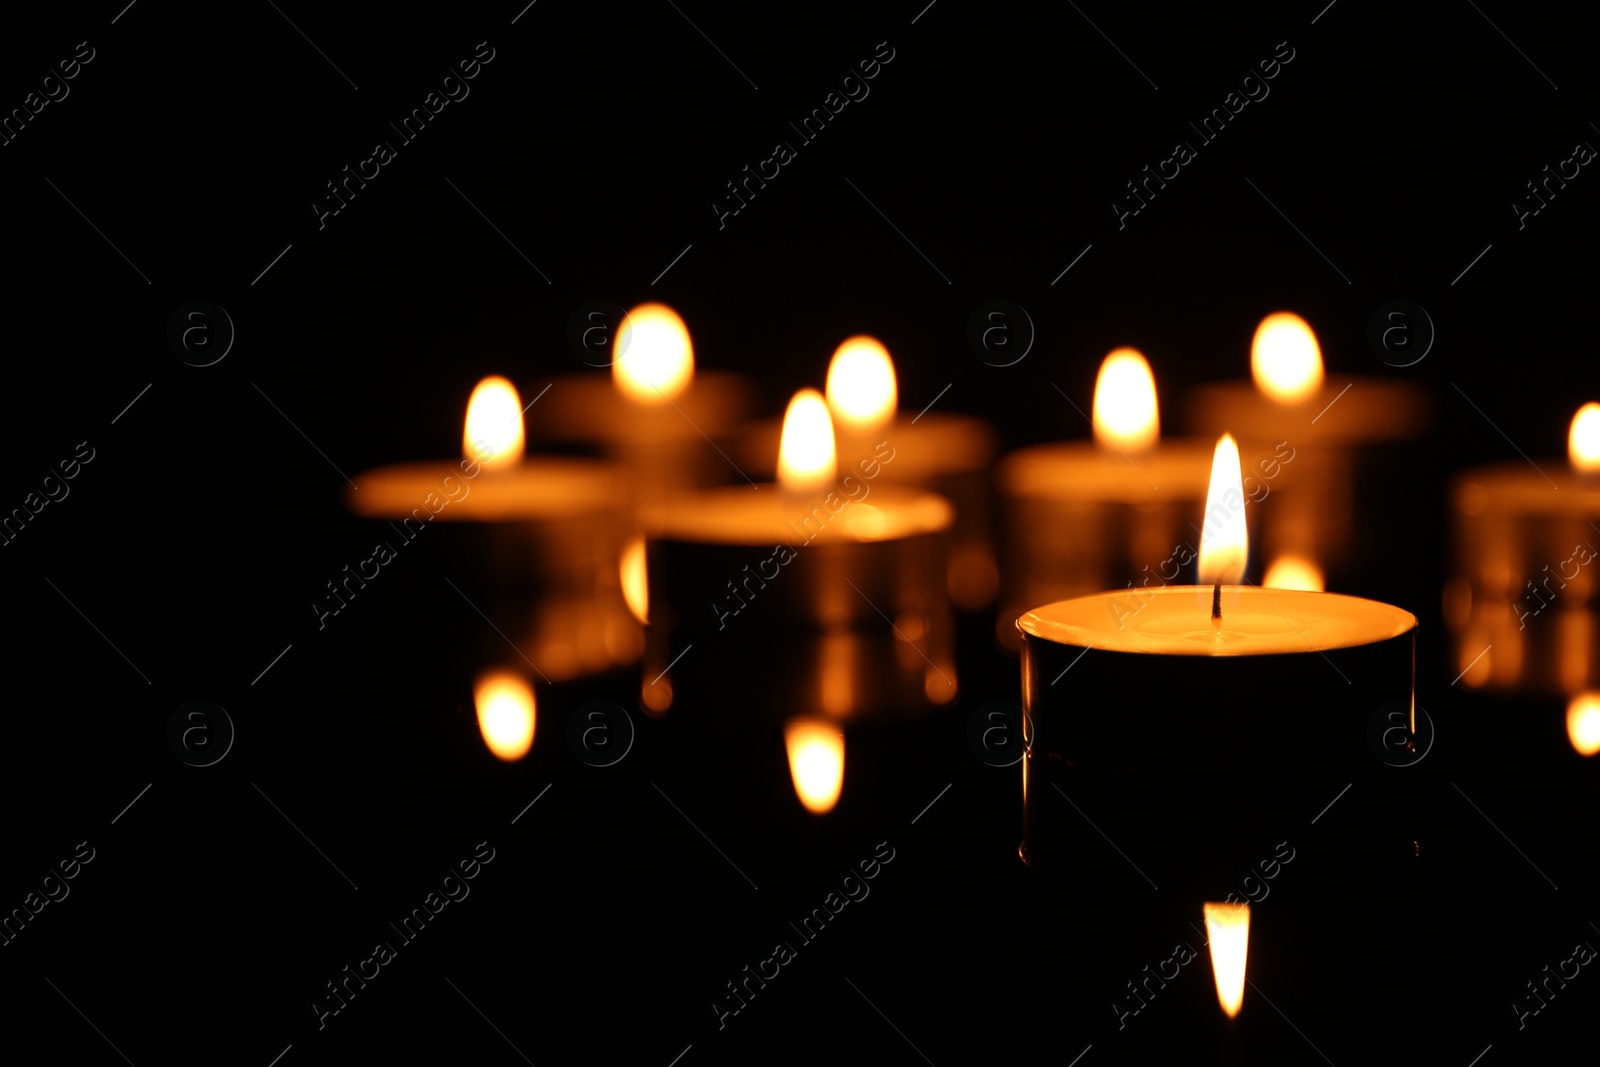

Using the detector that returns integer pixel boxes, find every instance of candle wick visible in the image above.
[1211,579,1222,626]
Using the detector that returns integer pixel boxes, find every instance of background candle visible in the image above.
[347,376,641,681]
[529,302,756,509]
[643,388,956,725]
[726,335,1000,612]
[995,348,1214,651]
[1185,312,1432,593]
[1445,402,1600,697]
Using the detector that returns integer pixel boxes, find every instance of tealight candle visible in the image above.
[347,376,641,681]
[1018,434,1416,895]
[727,335,1000,610]
[527,303,755,507]
[642,387,956,723]
[1184,312,1432,588]
[1445,402,1600,695]
[995,348,1218,650]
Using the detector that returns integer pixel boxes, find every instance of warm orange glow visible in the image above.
[620,537,648,624]
[1092,348,1159,453]
[778,388,838,491]
[473,669,534,761]
[785,717,844,814]
[642,674,672,714]
[1251,312,1323,404]
[825,336,897,431]
[1570,403,1600,472]
[1263,555,1324,592]
[1203,901,1250,1018]
[1568,693,1600,755]
[1199,434,1248,583]
[613,303,694,403]
[463,376,525,469]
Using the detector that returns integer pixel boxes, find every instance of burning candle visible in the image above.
[1446,403,1600,696]
[1185,312,1432,591]
[1017,434,1416,891]
[995,348,1217,650]
[641,387,956,723]
[347,376,642,681]
[529,302,755,506]
[728,336,1000,611]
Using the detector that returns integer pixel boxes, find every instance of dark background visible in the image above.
[1,1,1596,1064]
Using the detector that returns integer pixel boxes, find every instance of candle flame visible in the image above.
[613,302,694,403]
[1203,901,1250,1018]
[620,537,648,624]
[826,336,897,431]
[473,669,535,761]
[463,376,525,469]
[1092,348,1159,453]
[1263,555,1324,592]
[1570,403,1600,472]
[1251,312,1323,404]
[778,388,838,491]
[1568,692,1600,756]
[1199,434,1248,584]
[785,717,844,814]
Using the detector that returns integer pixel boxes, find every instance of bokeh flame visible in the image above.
[1251,312,1323,404]
[825,336,897,431]
[1569,403,1600,472]
[778,389,838,492]
[613,303,694,403]
[1092,348,1159,453]
[463,376,525,470]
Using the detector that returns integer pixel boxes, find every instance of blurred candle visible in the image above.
[1448,403,1600,696]
[641,387,955,722]
[731,335,1000,611]
[347,376,640,681]
[529,302,754,507]
[996,348,1215,650]
[1186,312,1430,591]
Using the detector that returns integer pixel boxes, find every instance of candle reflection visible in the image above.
[1203,901,1250,1018]
[1263,555,1324,592]
[474,669,535,761]
[1567,693,1600,756]
[785,718,844,813]
[620,537,649,625]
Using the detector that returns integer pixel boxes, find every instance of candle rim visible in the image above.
[644,483,953,544]
[1018,585,1416,656]
[346,456,622,521]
